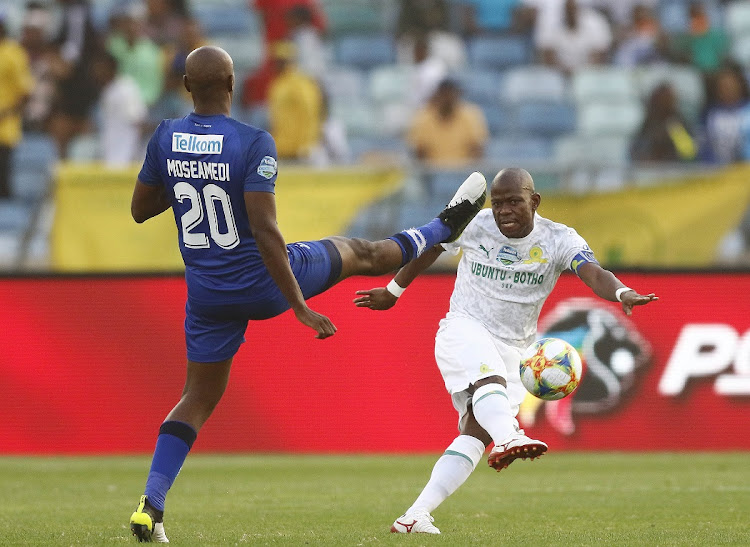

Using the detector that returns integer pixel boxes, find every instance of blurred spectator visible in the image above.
[167,17,208,84]
[144,0,190,47]
[396,0,466,69]
[309,91,350,166]
[0,12,34,198]
[671,2,728,73]
[614,4,668,67]
[699,65,750,164]
[47,0,102,159]
[107,4,164,107]
[408,33,448,110]
[90,52,146,167]
[243,0,327,108]
[20,3,56,132]
[631,83,697,162]
[536,0,612,73]
[588,0,658,29]
[407,79,488,167]
[287,4,326,80]
[267,41,323,160]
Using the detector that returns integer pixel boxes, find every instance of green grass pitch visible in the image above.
[1,453,748,545]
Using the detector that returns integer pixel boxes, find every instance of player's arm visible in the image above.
[354,244,446,310]
[576,261,658,316]
[131,180,171,223]
[244,191,336,339]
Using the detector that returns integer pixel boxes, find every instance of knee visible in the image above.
[348,237,378,266]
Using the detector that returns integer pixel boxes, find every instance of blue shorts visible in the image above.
[184,239,342,362]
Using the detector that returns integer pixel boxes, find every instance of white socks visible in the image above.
[471,383,516,445]
[408,435,485,514]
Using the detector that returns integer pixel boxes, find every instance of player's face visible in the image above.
[490,184,540,238]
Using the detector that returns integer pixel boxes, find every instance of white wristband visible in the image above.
[386,279,406,298]
[615,287,633,302]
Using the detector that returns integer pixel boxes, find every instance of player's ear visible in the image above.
[227,74,234,93]
[183,75,191,93]
[531,192,541,211]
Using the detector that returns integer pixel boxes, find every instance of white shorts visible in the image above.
[435,314,527,425]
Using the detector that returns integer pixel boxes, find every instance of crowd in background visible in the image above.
[3,1,750,173]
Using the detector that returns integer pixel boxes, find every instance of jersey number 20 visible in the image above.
[174,181,240,250]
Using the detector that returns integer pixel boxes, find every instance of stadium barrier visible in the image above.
[51,162,750,271]
[1,272,748,454]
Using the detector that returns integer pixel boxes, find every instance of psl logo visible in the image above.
[519,297,652,435]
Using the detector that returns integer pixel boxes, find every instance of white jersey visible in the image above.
[442,210,596,349]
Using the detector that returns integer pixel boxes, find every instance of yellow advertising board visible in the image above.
[539,165,750,267]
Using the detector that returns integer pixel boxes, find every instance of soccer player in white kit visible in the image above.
[354,168,658,534]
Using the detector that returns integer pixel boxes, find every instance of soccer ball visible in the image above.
[519,337,583,401]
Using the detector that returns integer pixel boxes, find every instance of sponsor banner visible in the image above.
[51,164,403,271]
[0,273,748,454]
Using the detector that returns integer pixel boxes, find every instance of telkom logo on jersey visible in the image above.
[172,132,224,154]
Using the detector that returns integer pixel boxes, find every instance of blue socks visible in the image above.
[144,421,197,511]
[389,218,451,266]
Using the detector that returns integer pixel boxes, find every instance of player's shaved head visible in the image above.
[184,46,234,111]
[491,168,535,195]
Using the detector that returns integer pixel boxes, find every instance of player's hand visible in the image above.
[620,291,658,316]
[353,287,398,310]
[294,306,337,339]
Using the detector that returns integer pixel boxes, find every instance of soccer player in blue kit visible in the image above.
[127,46,487,542]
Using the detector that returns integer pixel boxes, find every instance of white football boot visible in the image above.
[438,171,487,242]
[390,509,441,534]
[487,430,548,471]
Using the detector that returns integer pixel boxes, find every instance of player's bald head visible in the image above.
[491,168,535,196]
[184,46,234,100]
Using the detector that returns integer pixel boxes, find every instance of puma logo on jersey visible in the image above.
[479,244,493,259]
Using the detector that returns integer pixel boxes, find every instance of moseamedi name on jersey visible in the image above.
[172,132,223,154]
[167,158,230,182]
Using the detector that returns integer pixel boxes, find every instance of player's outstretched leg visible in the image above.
[130,495,169,542]
[332,172,486,279]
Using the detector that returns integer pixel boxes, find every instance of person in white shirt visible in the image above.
[354,168,658,534]
[535,0,612,73]
[91,51,146,167]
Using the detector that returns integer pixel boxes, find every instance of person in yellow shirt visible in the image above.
[407,78,488,167]
[267,41,323,160]
[0,16,35,198]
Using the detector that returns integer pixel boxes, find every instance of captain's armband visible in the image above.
[570,249,599,276]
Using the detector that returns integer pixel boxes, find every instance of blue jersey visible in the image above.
[138,113,280,304]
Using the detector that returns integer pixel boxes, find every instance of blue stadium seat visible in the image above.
[330,101,379,136]
[427,170,472,203]
[502,66,567,105]
[516,102,576,137]
[369,65,414,103]
[485,136,554,162]
[321,67,367,102]
[450,69,503,107]
[727,0,750,37]
[324,0,388,35]
[554,135,631,168]
[334,35,396,70]
[348,136,408,163]
[732,33,750,65]
[467,36,532,69]
[578,101,644,137]
[11,134,57,202]
[193,5,258,35]
[0,199,32,232]
[572,67,638,104]
[482,105,513,135]
[211,35,264,75]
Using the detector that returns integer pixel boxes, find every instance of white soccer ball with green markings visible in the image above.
[520,337,583,401]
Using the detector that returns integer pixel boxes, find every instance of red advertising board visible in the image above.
[0,273,748,454]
